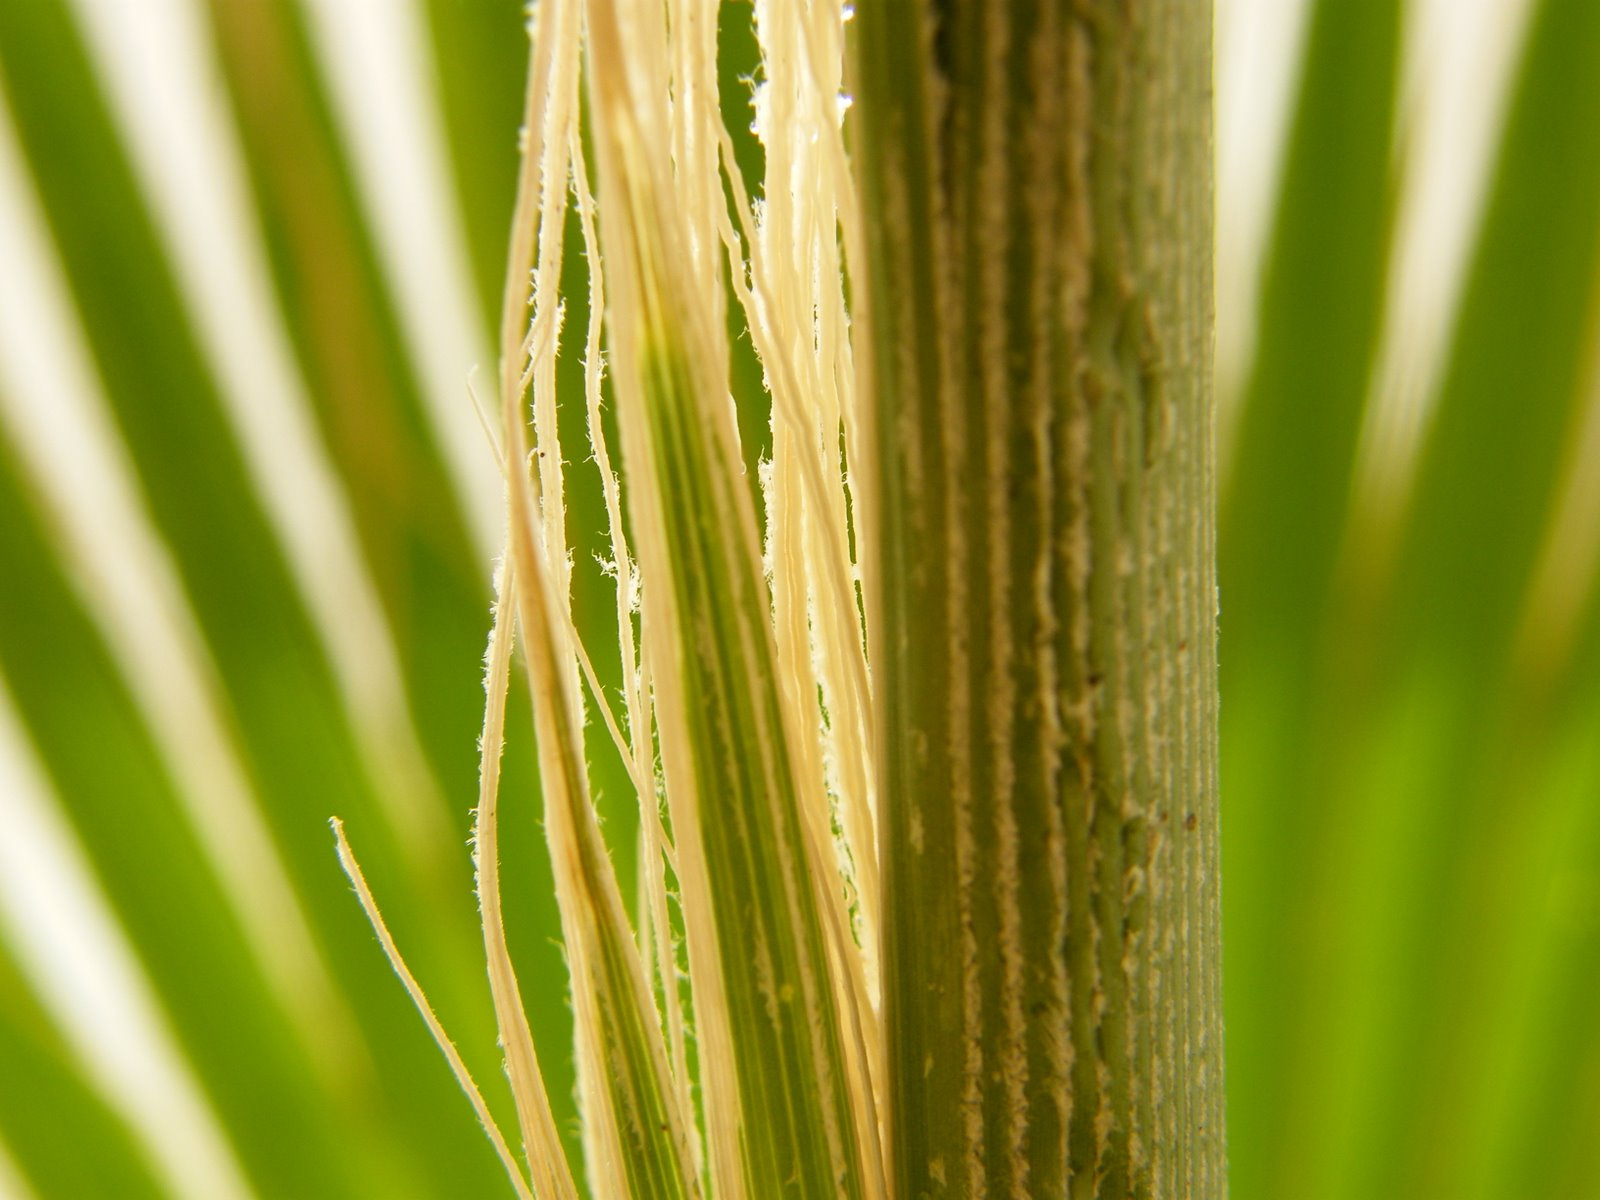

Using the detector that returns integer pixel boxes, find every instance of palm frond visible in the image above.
[0,1,1596,1198]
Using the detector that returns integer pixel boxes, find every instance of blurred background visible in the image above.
[0,0,1595,1197]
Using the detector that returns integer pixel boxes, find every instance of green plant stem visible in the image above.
[850,2,1222,1195]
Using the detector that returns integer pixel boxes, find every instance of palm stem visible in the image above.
[850,2,1223,1194]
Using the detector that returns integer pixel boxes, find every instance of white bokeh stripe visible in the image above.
[300,0,502,558]
[0,1138,39,1200]
[1214,0,1314,472]
[0,685,255,1200]
[1351,0,1539,518]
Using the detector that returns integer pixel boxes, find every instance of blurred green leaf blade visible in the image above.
[0,947,167,1200]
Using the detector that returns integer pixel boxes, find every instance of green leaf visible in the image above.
[1219,0,1600,1197]
[0,431,363,1198]
[0,947,166,1200]
[0,0,516,1193]
[1215,0,1403,1193]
